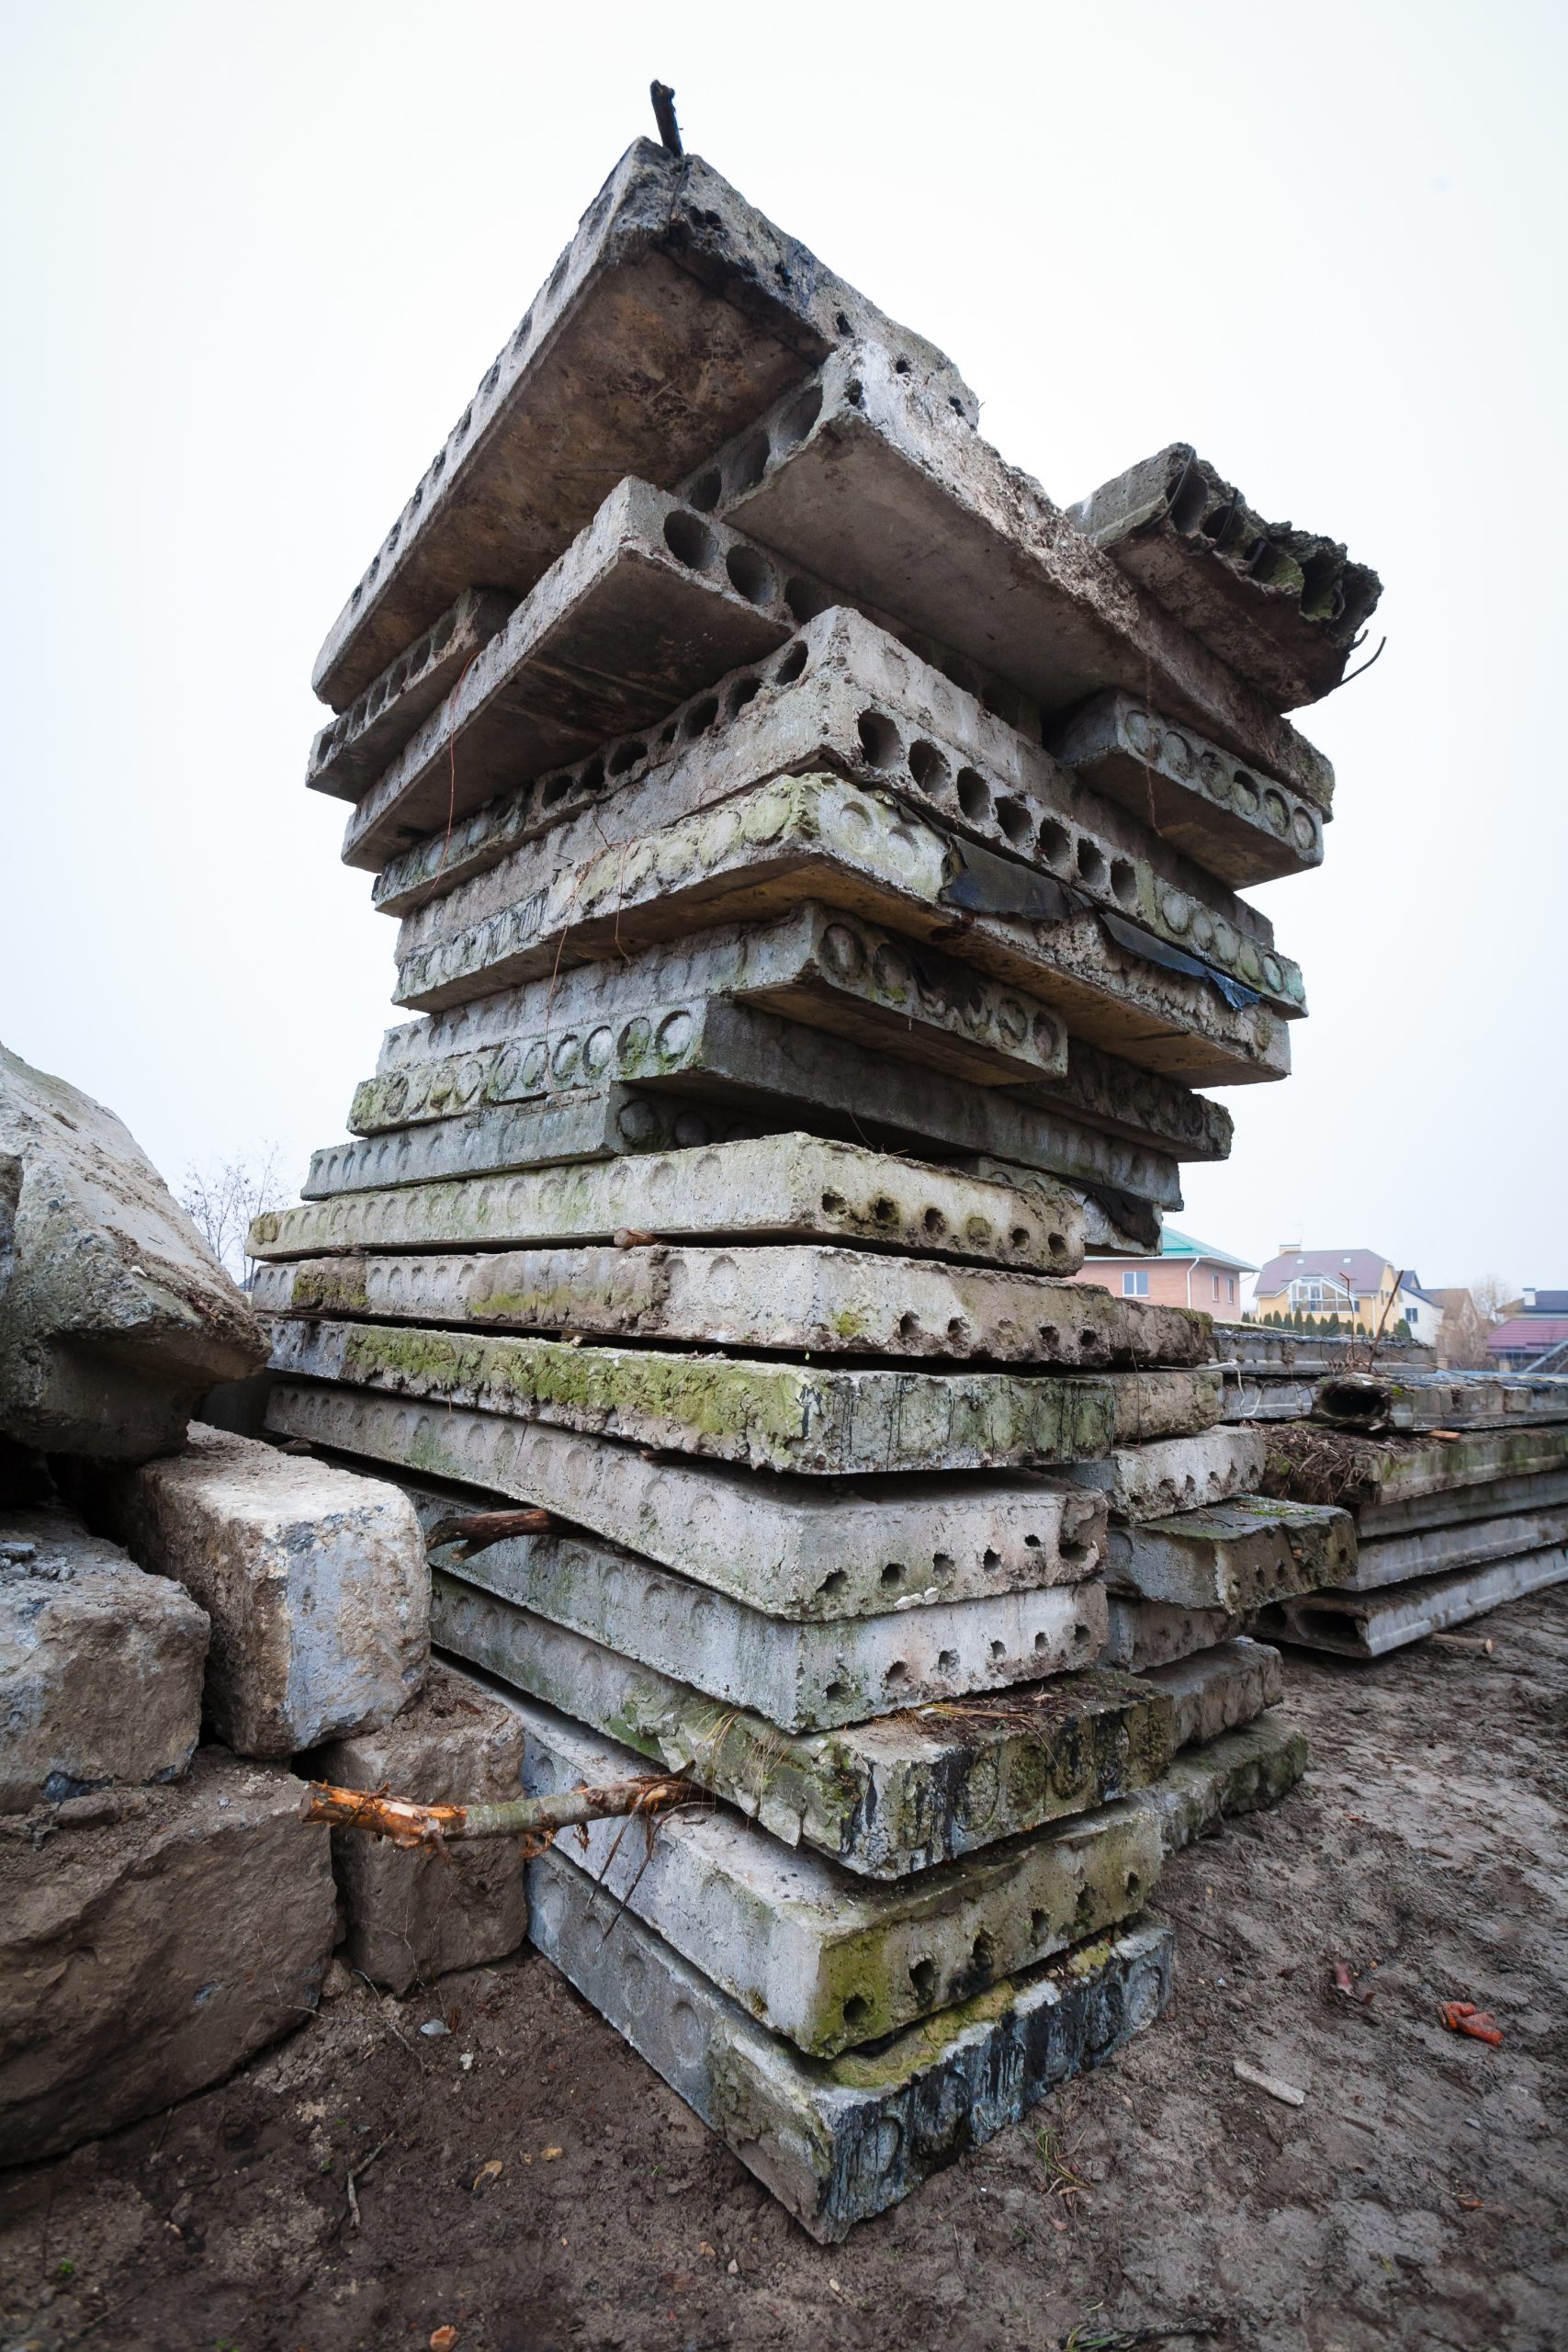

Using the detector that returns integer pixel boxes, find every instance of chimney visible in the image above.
[1279,1241,1302,1257]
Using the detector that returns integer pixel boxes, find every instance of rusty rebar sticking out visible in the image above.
[300,1774,700,1849]
[650,82,682,157]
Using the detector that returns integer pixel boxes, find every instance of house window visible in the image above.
[1122,1270,1150,1296]
[1227,1277,1235,1302]
[1212,1273,1220,1298]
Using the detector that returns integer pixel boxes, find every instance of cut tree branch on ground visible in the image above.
[299,1774,700,1850]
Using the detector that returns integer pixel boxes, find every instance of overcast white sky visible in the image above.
[3,2,1562,1295]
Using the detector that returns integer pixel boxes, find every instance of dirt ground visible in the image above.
[3,1588,1564,2352]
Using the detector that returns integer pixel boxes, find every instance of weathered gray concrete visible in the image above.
[0,1748,335,2165]
[1254,1542,1568,1657]
[0,1042,265,1460]
[306,588,515,801]
[304,1084,760,1197]
[1352,1465,1568,1541]
[1138,1636,1282,1749]
[527,1843,1172,2243]
[310,1659,528,1996]
[425,1507,1106,1732]
[1130,1712,1308,1855]
[1052,691,1325,886]
[351,910,1071,1130]
[383,606,1282,997]
[1257,1421,1568,1518]
[312,137,974,708]
[264,1315,1221,1476]
[1340,1500,1568,1590]
[0,1505,209,1811]
[89,1423,428,1757]
[1313,1370,1568,1434]
[1068,445,1381,710]
[374,971,1227,1172]
[265,1378,1108,1618]
[1063,1426,1269,1520]
[1100,1596,1248,1671]
[694,341,1337,806]
[390,771,1300,1087]
[246,1132,1082,1275]
[1222,1373,1319,1421]
[434,1578,1162,1874]
[370,608,1276,979]
[318,1023,1186,1210]
[513,1691,1160,2058]
[342,480,826,870]
[254,1242,1206,1368]
[1106,1496,1356,1611]
[964,1158,1165,1257]
[1217,1321,1434,1374]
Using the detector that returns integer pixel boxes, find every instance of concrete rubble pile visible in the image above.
[236,134,1382,2235]
[1243,1365,1568,1658]
[0,1046,510,2165]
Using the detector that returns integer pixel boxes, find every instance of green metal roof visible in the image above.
[1158,1226,1256,1272]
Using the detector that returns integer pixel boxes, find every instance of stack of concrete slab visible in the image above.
[1251,1372,1568,1657]
[250,132,1380,2233]
[1215,1320,1434,1424]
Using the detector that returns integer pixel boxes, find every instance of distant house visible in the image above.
[1426,1287,1491,1370]
[1488,1291,1568,1371]
[1073,1226,1254,1314]
[1250,1246,1437,1340]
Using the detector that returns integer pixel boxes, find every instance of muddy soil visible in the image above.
[3,1588,1564,2352]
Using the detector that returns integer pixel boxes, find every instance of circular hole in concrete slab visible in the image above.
[775,641,809,686]
[1038,819,1070,869]
[728,433,772,495]
[955,767,991,824]
[880,1563,905,1589]
[1077,838,1107,888]
[937,1649,958,1674]
[908,741,951,798]
[1111,857,1137,907]
[784,577,832,624]
[983,1547,1002,1571]
[663,509,716,570]
[687,468,722,513]
[857,710,902,769]
[909,1959,937,2000]
[683,696,719,739]
[774,385,823,448]
[997,795,1032,847]
[725,544,776,605]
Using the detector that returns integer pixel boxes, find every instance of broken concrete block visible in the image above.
[309,1660,527,1995]
[514,1691,1160,2057]
[313,137,974,709]
[1340,1499,1568,1590]
[1100,1596,1247,1671]
[263,1316,1221,1476]
[431,1577,1167,1875]
[1222,1372,1319,1421]
[1131,1713,1308,1854]
[528,1842,1171,2243]
[1138,1637,1283,1749]
[1063,1426,1269,1520]
[304,1083,761,1196]
[426,1512,1107,1733]
[254,1241,1206,1369]
[692,341,1336,806]
[0,1747,335,2164]
[1313,1370,1568,1434]
[1052,691,1324,887]
[90,1424,427,1757]
[0,1505,208,1811]
[265,1380,1104,1618]
[1255,1542,1568,1658]
[391,770,1301,1087]
[1106,1496,1356,1611]
[1255,1421,1568,1521]
[350,908,1071,1125]
[342,479,827,870]
[0,1042,265,1460]
[321,1021,1186,1208]
[306,588,515,802]
[1067,445,1381,710]
[246,1131,1082,1276]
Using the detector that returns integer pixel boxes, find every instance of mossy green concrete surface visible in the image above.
[431,1575,1176,1876]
